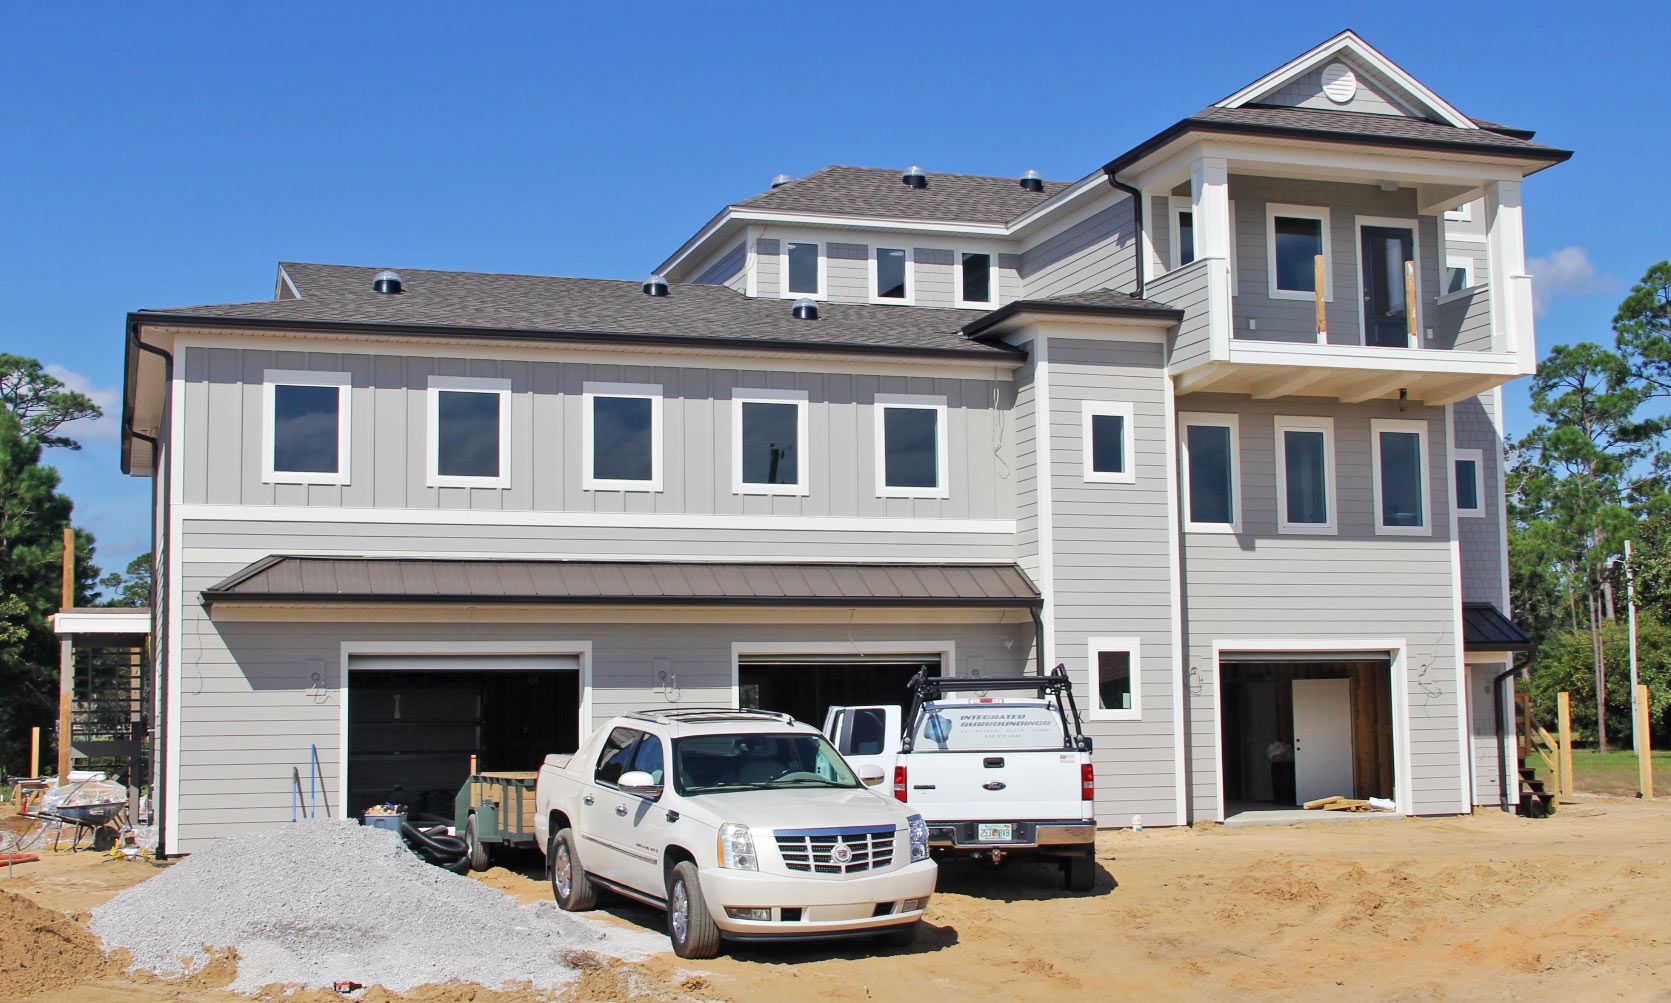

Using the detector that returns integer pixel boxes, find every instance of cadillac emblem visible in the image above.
[831,843,853,864]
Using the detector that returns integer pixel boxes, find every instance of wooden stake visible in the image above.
[30,726,40,778]
[61,526,75,611]
[1403,259,1419,344]
[1637,684,1654,799]
[1557,691,1574,796]
[57,528,75,784]
[1314,255,1328,339]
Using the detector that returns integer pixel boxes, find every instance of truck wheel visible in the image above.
[1063,849,1096,893]
[464,815,491,872]
[550,828,597,911]
[877,921,919,948]
[667,861,721,959]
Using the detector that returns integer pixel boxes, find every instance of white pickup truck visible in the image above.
[535,708,937,958]
[824,668,1098,891]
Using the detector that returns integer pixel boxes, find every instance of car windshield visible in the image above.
[672,733,861,795]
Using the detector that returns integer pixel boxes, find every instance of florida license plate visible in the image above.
[976,823,1013,842]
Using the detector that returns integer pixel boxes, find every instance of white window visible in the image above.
[1265,203,1332,301]
[1169,197,1238,292]
[871,247,913,304]
[1455,448,1484,517]
[1082,401,1135,484]
[732,388,809,496]
[1372,418,1430,535]
[1274,416,1336,534]
[583,382,663,491]
[1087,637,1141,721]
[426,376,510,488]
[953,251,996,307]
[1180,412,1240,533]
[1444,202,1474,222]
[782,240,824,298]
[262,370,350,485]
[1444,255,1475,296]
[874,393,948,499]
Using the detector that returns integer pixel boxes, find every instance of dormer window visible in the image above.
[873,247,911,303]
[955,252,994,307]
[784,241,822,297]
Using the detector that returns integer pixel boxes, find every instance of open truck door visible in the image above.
[823,705,900,789]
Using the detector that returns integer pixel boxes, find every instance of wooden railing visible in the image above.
[1517,691,1567,796]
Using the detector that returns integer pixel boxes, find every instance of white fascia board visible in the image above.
[1226,342,1520,377]
[52,611,153,634]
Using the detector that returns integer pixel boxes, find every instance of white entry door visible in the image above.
[1291,678,1355,805]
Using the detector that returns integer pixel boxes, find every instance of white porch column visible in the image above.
[1484,179,1535,372]
[1190,156,1233,361]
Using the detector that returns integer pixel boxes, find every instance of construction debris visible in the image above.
[1302,796,1390,812]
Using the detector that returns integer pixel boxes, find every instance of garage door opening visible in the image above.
[738,653,942,727]
[1219,658,1395,816]
[347,654,580,820]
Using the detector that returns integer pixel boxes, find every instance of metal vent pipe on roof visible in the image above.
[771,173,794,189]
[1019,169,1044,192]
[642,274,669,297]
[791,297,819,320]
[371,270,402,294]
[902,165,927,189]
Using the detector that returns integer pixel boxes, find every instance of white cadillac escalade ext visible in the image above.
[535,708,937,958]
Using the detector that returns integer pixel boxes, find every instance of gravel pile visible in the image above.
[89,820,664,994]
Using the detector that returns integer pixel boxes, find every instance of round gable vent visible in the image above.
[1320,61,1358,104]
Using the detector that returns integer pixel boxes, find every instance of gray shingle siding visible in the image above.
[1258,59,1418,117]
[1455,392,1506,605]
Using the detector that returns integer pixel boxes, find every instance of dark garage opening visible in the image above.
[738,654,942,728]
[348,655,579,820]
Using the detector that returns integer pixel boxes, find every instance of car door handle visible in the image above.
[614,804,629,817]
[582,794,595,806]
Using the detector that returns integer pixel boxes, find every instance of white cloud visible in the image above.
[1527,246,1618,314]
[44,364,120,446]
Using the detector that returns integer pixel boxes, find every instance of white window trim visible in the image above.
[1371,418,1431,536]
[261,369,351,486]
[583,381,664,492]
[1274,415,1337,535]
[1353,215,1425,349]
[1444,254,1475,294]
[1087,636,1142,722]
[1168,196,1238,295]
[873,393,949,500]
[732,388,810,496]
[952,249,1000,309]
[1455,447,1484,517]
[425,375,510,489]
[780,239,827,300]
[1179,412,1240,533]
[1265,203,1333,303]
[1082,400,1136,484]
[867,246,915,305]
[1444,202,1473,222]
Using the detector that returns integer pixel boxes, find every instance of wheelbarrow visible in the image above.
[41,801,126,852]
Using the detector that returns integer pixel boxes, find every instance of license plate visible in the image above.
[976,823,1013,842]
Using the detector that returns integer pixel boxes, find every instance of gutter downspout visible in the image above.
[1029,606,1047,677]
[1491,661,1520,814]
[127,323,174,857]
[1106,175,1145,298]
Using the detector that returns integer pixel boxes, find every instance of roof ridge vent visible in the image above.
[902,165,927,189]
[642,273,670,297]
[372,270,402,294]
[791,297,819,320]
[1018,169,1044,192]
[770,173,794,189]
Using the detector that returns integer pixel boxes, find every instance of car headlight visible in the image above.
[908,815,930,863]
[716,822,757,871]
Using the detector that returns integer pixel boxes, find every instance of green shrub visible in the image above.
[1529,609,1671,746]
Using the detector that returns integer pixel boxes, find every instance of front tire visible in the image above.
[1064,849,1096,892]
[550,828,597,911]
[464,815,490,872]
[666,861,721,959]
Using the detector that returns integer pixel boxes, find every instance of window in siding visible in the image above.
[1372,419,1430,535]
[1455,448,1483,516]
[955,251,994,306]
[426,375,510,488]
[733,389,809,495]
[1168,196,1237,292]
[1088,638,1141,721]
[785,241,822,296]
[584,381,663,491]
[1444,256,1475,295]
[873,247,911,303]
[1266,203,1331,301]
[1181,413,1239,532]
[1082,401,1135,484]
[1275,415,1335,534]
[874,394,948,499]
[262,369,350,485]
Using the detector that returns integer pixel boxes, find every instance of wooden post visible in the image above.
[1557,691,1574,796]
[1637,684,1655,799]
[30,726,40,778]
[1403,259,1419,344]
[1314,255,1328,339]
[56,527,75,784]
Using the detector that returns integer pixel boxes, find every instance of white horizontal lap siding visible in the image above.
[1019,198,1137,300]
[1179,394,1463,820]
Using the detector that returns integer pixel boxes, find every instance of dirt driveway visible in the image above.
[6,796,1670,1002]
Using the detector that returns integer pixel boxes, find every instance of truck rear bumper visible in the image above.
[700,860,938,938]
[926,820,1095,851]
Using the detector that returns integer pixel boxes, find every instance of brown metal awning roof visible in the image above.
[200,556,1041,609]
[1462,603,1533,652]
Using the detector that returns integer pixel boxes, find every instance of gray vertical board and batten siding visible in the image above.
[1177,393,1466,819]
[1019,198,1137,300]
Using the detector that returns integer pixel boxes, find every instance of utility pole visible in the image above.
[1625,540,1640,756]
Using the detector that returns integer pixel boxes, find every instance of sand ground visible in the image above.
[4,795,1669,1002]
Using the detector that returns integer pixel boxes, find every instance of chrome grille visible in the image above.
[773,825,896,874]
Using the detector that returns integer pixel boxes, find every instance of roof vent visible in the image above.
[791,297,819,320]
[371,269,402,294]
[770,173,794,189]
[1019,169,1044,192]
[902,165,927,189]
[642,273,669,297]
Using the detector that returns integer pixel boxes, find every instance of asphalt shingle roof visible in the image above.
[138,262,1017,360]
[733,165,1072,225]
[1193,105,1568,156]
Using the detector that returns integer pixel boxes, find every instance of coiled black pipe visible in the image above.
[401,822,470,873]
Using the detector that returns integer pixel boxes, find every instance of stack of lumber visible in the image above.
[1302,795,1375,812]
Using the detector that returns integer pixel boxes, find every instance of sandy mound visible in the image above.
[0,889,118,991]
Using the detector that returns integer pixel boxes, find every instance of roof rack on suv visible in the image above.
[625,707,800,726]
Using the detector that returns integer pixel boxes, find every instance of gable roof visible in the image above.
[733,165,1071,225]
[131,261,1019,362]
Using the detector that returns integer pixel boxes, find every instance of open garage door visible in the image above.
[347,654,580,820]
[738,653,941,728]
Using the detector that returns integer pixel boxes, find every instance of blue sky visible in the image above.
[2,3,1665,577]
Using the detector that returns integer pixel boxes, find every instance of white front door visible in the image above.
[1291,678,1355,805]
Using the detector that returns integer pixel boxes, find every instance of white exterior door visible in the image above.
[1291,678,1355,805]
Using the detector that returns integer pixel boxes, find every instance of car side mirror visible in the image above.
[618,770,663,799]
[858,764,886,787]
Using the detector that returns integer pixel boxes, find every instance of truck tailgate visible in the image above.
[903,750,1085,820]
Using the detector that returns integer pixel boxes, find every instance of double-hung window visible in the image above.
[1087,637,1141,721]
[874,394,948,499]
[426,376,510,488]
[872,247,911,303]
[783,240,823,298]
[1266,203,1331,301]
[1180,413,1239,532]
[1275,416,1336,534]
[1455,448,1484,517]
[954,251,995,307]
[1082,401,1135,484]
[733,388,809,495]
[584,382,663,491]
[1372,418,1430,535]
[262,370,350,485]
